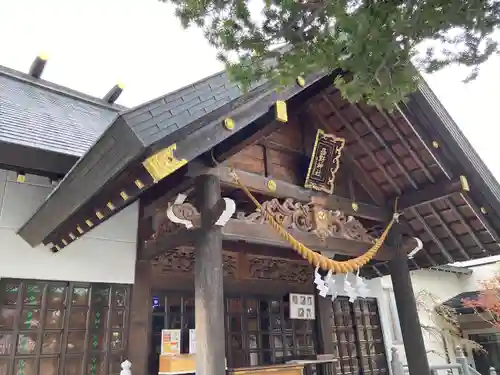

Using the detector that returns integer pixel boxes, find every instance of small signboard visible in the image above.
[305,129,345,194]
[289,293,315,320]
[161,329,181,355]
[189,329,196,354]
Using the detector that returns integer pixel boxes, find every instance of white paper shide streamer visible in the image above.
[313,267,371,302]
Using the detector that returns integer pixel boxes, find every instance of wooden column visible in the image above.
[388,224,430,375]
[315,297,334,354]
[128,260,152,375]
[194,174,226,375]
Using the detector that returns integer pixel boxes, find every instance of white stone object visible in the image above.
[120,360,132,375]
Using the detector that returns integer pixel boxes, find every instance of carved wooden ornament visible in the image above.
[167,194,236,228]
[237,198,374,243]
[154,197,374,249]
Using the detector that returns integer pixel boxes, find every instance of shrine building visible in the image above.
[1,56,500,375]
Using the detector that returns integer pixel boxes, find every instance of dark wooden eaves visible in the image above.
[406,81,500,233]
[0,142,78,178]
[18,117,144,247]
[18,71,329,248]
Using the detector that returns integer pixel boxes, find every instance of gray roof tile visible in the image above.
[0,66,122,157]
[122,71,250,146]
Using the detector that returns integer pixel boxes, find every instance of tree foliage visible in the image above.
[162,0,500,109]
[462,271,500,329]
[416,290,482,354]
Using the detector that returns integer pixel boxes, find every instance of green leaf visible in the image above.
[164,0,500,109]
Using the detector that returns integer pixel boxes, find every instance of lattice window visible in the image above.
[354,298,388,375]
[225,296,316,368]
[148,292,317,370]
[0,279,130,375]
[330,297,388,375]
[331,297,359,375]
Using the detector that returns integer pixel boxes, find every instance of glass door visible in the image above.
[149,294,194,375]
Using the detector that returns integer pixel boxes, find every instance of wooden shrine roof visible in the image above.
[0,64,125,176]
[16,69,500,277]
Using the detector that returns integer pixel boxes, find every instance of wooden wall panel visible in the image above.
[266,116,304,152]
[228,145,265,175]
[266,149,302,185]
[227,115,307,185]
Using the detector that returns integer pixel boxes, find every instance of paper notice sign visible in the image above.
[161,329,181,355]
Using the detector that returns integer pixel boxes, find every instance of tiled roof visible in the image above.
[0,65,122,157]
[122,71,262,147]
[0,65,258,157]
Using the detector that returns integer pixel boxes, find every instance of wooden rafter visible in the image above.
[397,178,470,211]
[426,204,470,260]
[412,210,454,263]
[445,197,491,255]
[461,192,500,245]
[321,95,439,265]
[372,107,471,260]
[334,98,483,265]
[400,99,500,249]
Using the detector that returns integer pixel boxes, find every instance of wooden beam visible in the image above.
[397,177,469,211]
[187,163,390,222]
[223,219,396,259]
[142,218,398,261]
[194,174,226,375]
[0,142,77,178]
[140,227,201,260]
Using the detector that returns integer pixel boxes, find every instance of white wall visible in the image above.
[380,269,467,370]
[0,169,138,284]
[380,262,500,371]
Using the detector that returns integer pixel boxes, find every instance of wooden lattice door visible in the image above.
[330,297,388,375]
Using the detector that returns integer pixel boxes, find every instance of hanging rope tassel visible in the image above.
[229,169,399,274]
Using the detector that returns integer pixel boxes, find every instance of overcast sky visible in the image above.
[1,0,499,265]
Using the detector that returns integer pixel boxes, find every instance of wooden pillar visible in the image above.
[128,260,152,375]
[194,174,226,375]
[388,223,430,375]
[315,297,334,354]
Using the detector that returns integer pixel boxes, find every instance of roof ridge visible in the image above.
[0,64,127,112]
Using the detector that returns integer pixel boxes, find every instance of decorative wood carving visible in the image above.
[151,247,195,273]
[145,203,198,246]
[170,201,200,226]
[150,248,237,278]
[236,198,374,242]
[247,255,311,284]
[223,253,238,278]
